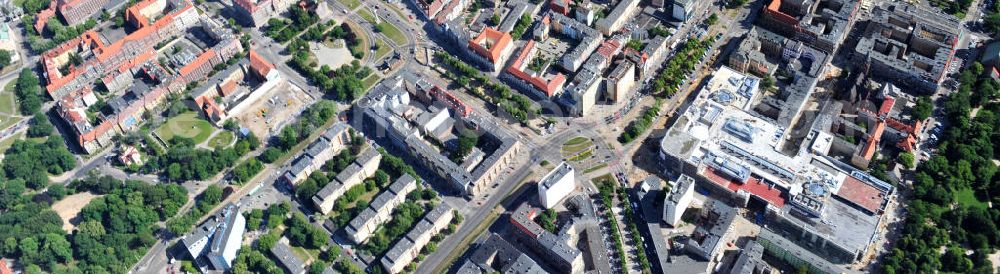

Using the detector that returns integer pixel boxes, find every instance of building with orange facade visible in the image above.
[467,27,515,72]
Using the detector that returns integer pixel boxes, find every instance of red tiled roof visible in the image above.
[34,5,57,33]
[179,49,216,76]
[248,49,274,78]
[432,0,461,25]
[596,39,622,58]
[429,85,472,117]
[897,135,916,152]
[550,0,569,15]
[836,176,885,214]
[860,121,885,161]
[505,40,566,97]
[468,28,512,64]
[878,96,895,116]
[0,259,11,274]
[219,79,239,97]
[233,0,260,13]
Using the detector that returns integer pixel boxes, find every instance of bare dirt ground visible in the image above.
[233,81,310,138]
[312,41,355,69]
[51,192,103,233]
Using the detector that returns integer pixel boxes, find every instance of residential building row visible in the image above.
[344,174,419,243]
[467,27,516,72]
[380,203,454,274]
[281,122,352,185]
[33,0,119,33]
[500,38,567,98]
[758,0,860,53]
[231,0,296,27]
[356,74,522,197]
[594,0,640,36]
[853,2,963,93]
[270,240,307,274]
[456,233,546,274]
[508,202,587,274]
[727,26,825,130]
[311,146,383,214]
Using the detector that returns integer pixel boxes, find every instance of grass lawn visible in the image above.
[0,115,21,132]
[0,80,17,115]
[358,9,377,24]
[564,136,589,146]
[207,131,235,149]
[374,38,392,60]
[582,163,608,174]
[377,22,407,46]
[156,112,215,145]
[562,137,593,157]
[337,0,362,10]
[0,131,24,153]
[362,74,381,91]
[954,187,988,209]
[592,173,616,187]
[0,93,14,115]
[344,20,368,60]
[327,187,380,221]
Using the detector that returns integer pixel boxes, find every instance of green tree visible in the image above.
[27,112,53,138]
[0,50,11,68]
[705,14,719,25]
[256,231,279,252]
[761,75,776,91]
[309,261,327,274]
[14,69,42,115]
[182,260,198,273]
[24,265,41,274]
[490,13,501,26]
[912,96,933,121]
[898,152,915,169]
[986,11,1000,35]
[454,133,479,161]
[625,39,643,51]
[47,184,67,201]
[200,185,224,210]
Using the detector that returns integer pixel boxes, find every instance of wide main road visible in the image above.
[414,129,576,273]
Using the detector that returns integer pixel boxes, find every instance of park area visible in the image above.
[954,187,988,209]
[0,80,24,131]
[51,192,103,232]
[156,112,215,145]
[206,131,235,149]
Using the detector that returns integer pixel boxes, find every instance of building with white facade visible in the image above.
[538,161,576,209]
[595,0,640,35]
[180,203,245,271]
[663,174,695,227]
[606,61,635,103]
